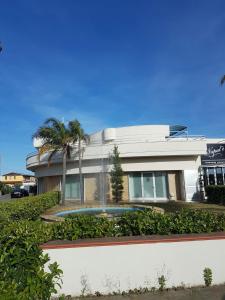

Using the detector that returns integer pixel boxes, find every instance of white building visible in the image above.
[26,124,225,203]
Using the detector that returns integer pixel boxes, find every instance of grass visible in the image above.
[133,201,225,214]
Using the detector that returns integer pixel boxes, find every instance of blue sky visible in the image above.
[0,0,225,174]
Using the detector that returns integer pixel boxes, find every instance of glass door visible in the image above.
[129,173,142,198]
[129,172,168,201]
[216,168,224,185]
[155,172,167,198]
[208,168,215,185]
[65,175,80,199]
[143,173,154,198]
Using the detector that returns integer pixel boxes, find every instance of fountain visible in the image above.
[54,141,147,218]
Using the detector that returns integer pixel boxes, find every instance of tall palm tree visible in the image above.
[68,120,89,205]
[33,118,80,205]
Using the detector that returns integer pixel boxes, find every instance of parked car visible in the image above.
[11,187,29,198]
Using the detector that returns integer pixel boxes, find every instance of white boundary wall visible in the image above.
[44,238,225,296]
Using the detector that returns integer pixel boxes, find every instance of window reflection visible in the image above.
[216,168,224,185]
[208,168,215,185]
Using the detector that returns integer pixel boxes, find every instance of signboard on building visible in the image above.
[201,143,225,165]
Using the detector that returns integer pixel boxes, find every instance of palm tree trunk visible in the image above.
[61,150,67,205]
[78,138,84,205]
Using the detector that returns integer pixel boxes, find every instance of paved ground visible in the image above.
[0,193,11,201]
[60,285,225,300]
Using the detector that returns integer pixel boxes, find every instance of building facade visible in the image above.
[1,172,36,187]
[26,124,224,203]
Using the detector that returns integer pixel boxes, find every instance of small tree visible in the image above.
[110,146,124,203]
[0,182,12,195]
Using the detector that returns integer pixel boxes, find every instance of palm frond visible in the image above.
[47,149,59,167]
[66,145,72,159]
[44,118,67,141]
[34,126,63,147]
[44,117,62,128]
[37,142,52,163]
[220,75,225,86]
[68,120,80,143]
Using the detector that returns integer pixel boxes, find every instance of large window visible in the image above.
[129,172,168,201]
[129,173,142,198]
[216,168,224,185]
[65,175,80,199]
[203,167,225,186]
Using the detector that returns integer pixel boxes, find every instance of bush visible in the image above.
[0,220,62,299]
[50,209,225,240]
[0,193,61,299]
[52,215,117,240]
[1,207,224,298]
[205,185,225,205]
[203,267,213,287]
[0,182,12,195]
[0,191,60,225]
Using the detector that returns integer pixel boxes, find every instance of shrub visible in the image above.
[158,275,166,291]
[203,267,213,287]
[49,209,225,241]
[205,185,225,205]
[0,182,12,195]
[117,209,172,236]
[0,220,62,299]
[171,209,225,234]
[117,209,225,236]
[0,191,60,225]
[52,215,117,240]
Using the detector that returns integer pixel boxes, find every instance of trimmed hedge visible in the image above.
[50,209,225,240]
[0,191,60,225]
[205,185,225,205]
[1,208,224,246]
[0,220,62,300]
[0,192,62,299]
[1,208,225,298]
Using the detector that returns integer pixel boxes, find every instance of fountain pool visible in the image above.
[55,206,144,217]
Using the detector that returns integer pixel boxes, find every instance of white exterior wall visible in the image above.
[183,170,199,201]
[34,156,200,178]
[27,139,206,169]
[44,237,225,296]
[26,125,208,201]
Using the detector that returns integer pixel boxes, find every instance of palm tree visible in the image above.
[33,118,80,205]
[68,120,89,205]
[220,75,225,85]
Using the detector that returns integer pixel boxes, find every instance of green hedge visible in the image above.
[0,182,12,195]
[0,192,62,299]
[0,191,60,225]
[205,185,225,205]
[0,220,62,300]
[51,209,225,240]
[1,208,225,298]
[2,208,224,249]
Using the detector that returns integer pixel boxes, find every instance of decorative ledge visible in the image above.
[41,232,225,250]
